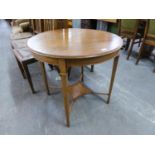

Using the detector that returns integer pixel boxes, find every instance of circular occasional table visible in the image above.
[28,28,123,127]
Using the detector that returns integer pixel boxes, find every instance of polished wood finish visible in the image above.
[28,28,123,126]
[28,28,122,58]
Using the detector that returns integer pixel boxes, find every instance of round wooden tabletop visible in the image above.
[27,28,123,59]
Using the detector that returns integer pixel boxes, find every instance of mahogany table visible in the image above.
[27,28,123,127]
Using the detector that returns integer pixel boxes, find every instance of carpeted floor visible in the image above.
[0,19,155,134]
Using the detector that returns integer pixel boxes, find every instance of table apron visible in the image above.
[32,51,119,67]
[32,52,59,65]
[66,51,119,67]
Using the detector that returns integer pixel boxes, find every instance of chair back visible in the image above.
[53,19,68,29]
[119,19,139,37]
[35,19,44,33]
[43,19,68,31]
[30,19,69,33]
[29,19,44,33]
[144,19,155,46]
[43,19,54,31]
[107,19,120,34]
[147,19,155,36]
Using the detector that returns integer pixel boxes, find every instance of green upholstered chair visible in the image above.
[120,19,138,34]
[108,24,119,34]
[107,20,120,36]
[136,20,155,71]
[119,19,142,60]
[147,20,155,35]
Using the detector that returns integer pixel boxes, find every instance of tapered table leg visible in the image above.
[40,62,50,95]
[59,60,70,127]
[107,55,119,103]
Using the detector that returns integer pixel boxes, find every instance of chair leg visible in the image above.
[153,57,155,73]
[15,57,26,79]
[136,43,144,65]
[126,39,134,60]
[40,62,50,95]
[153,68,155,73]
[23,63,35,94]
[68,67,72,79]
[125,38,130,51]
[138,38,142,47]
[90,65,94,72]
[48,64,54,70]
[81,66,84,82]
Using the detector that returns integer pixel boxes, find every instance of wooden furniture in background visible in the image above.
[29,19,44,34]
[29,19,71,85]
[30,19,69,33]
[100,19,117,23]
[28,28,123,127]
[43,19,54,31]
[107,20,120,35]
[119,19,144,60]
[81,19,98,72]
[12,46,37,93]
[136,20,155,70]
[11,21,37,93]
[11,19,70,94]
[67,19,72,28]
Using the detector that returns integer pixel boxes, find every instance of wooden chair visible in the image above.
[107,19,120,35]
[136,20,155,69]
[11,38,37,93]
[29,19,36,32]
[30,19,68,32]
[11,20,69,94]
[29,19,44,34]
[11,20,37,93]
[43,19,54,31]
[119,19,143,60]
